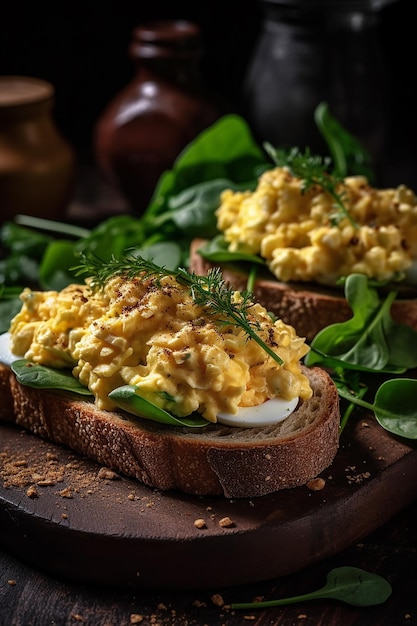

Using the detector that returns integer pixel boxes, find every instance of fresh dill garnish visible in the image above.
[263,144,358,228]
[73,253,284,366]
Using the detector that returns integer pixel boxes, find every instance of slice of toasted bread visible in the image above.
[0,363,339,498]
[189,239,417,341]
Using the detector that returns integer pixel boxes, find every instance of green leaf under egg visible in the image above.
[11,360,93,395]
[108,385,209,428]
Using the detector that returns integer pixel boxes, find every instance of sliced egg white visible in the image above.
[0,332,18,366]
[0,331,298,428]
[216,396,299,428]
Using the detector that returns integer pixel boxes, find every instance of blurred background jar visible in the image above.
[0,76,75,224]
[242,0,399,183]
[94,20,226,217]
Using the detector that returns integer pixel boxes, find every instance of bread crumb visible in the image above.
[7,580,16,586]
[97,467,119,480]
[192,600,207,608]
[130,614,144,624]
[37,479,57,486]
[0,447,65,490]
[243,616,256,621]
[70,614,86,622]
[346,471,371,484]
[58,487,73,498]
[219,516,235,528]
[211,593,225,607]
[26,485,38,498]
[62,513,68,519]
[306,477,326,491]
[194,518,207,529]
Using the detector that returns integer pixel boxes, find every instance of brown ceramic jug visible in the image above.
[94,20,225,216]
[0,76,75,224]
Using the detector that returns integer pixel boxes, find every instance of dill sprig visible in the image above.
[264,144,358,228]
[73,253,284,366]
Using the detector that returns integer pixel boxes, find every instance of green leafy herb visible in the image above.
[305,274,417,373]
[14,214,90,239]
[74,253,284,366]
[197,234,266,265]
[264,143,357,227]
[304,274,417,438]
[337,378,417,439]
[11,360,93,396]
[314,102,374,182]
[230,566,392,609]
[143,114,267,222]
[108,385,209,428]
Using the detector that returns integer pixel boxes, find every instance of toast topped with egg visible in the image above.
[0,256,340,498]
[190,167,417,341]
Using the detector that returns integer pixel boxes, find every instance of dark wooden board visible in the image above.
[1,410,417,591]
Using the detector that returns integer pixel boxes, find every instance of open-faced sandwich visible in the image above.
[0,255,340,498]
[191,154,417,341]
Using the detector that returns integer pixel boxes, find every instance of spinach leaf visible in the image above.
[108,385,209,428]
[305,274,417,373]
[231,567,391,609]
[11,360,93,395]
[39,240,83,290]
[143,114,267,222]
[197,234,266,265]
[0,253,41,286]
[75,215,147,262]
[0,220,52,257]
[315,102,374,182]
[151,179,256,240]
[337,378,417,439]
[126,241,182,271]
[0,287,23,333]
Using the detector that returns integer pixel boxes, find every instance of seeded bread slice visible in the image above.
[189,239,417,341]
[0,363,339,498]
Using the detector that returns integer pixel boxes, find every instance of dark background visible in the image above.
[1,0,415,190]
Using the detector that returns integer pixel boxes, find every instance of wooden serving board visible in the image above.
[1,409,417,591]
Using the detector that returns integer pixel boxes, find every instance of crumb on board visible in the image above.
[219,516,235,528]
[97,467,120,480]
[211,593,225,607]
[26,485,38,498]
[0,443,124,499]
[306,477,326,491]
[194,518,207,529]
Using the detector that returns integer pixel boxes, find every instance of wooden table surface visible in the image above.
[1,497,416,626]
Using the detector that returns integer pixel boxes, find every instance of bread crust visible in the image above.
[0,363,339,498]
[189,239,417,341]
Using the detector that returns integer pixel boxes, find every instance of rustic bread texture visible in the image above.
[0,364,339,498]
[190,239,417,341]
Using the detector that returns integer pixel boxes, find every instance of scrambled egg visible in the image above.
[216,167,417,285]
[9,273,312,423]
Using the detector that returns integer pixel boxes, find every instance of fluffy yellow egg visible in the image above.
[9,272,312,423]
[216,168,417,285]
